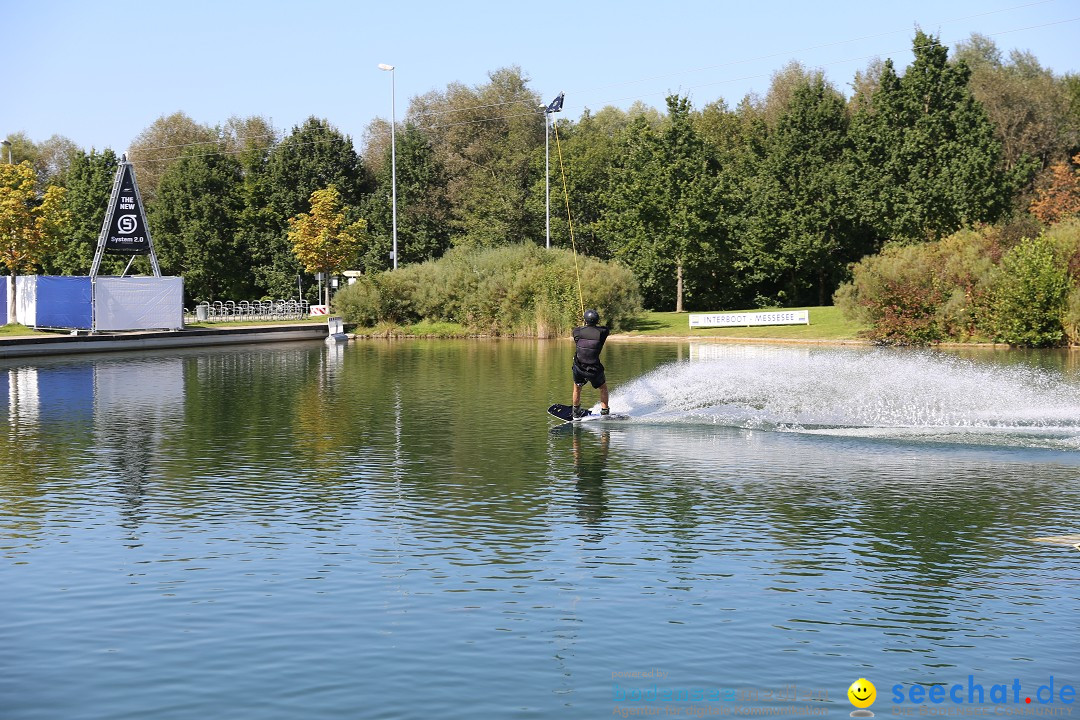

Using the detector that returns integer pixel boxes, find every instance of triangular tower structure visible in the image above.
[89,155,161,278]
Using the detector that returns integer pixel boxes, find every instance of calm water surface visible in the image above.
[2,340,1080,719]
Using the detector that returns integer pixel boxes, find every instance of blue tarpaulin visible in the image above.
[36,276,93,329]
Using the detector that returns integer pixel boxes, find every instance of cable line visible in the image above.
[551,118,584,319]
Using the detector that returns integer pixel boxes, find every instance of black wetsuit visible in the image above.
[572,324,609,388]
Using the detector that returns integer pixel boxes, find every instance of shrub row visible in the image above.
[835,219,1080,346]
[332,244,643,337]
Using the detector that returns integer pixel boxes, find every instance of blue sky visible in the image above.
[3,0,1078,156]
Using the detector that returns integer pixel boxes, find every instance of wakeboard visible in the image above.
[547,403,630,423]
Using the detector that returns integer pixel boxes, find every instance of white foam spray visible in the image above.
[606,346,1080,447]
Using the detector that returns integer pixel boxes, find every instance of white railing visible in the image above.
[185,299,312,323]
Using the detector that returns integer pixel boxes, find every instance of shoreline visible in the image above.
[0,323,328,358]
[0,323,1050,359]
[350,330,1026,349]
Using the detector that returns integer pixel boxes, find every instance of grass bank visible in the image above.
[3,307,867,342]
[619,306,868,341]
[0,323,44,337]
[347,306,869,341]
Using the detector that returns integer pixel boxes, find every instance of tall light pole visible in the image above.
[543,93,563,250]
[378,63,398,270]
[1,139,11,164]
[544,108,550,249]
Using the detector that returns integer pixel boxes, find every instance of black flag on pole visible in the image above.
[545,92,564,114]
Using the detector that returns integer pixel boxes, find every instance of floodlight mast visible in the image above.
[378,63,398,269]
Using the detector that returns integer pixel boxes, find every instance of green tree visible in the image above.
[1,132,40,168]
[1,132,81,190]
[695,99,745,159]
[1065,73,1080,153]
[411,66,543,247]
[750,79,869,305]
[257,117,368,299]
[598,114,668,308]
[45,148,121,275]
[758,61,827,129]
[288,186,367,307]
[1,162,69,323]
[128,112,219,205]
[600,95,726,311]
[149,149,248,302]
[222,115,278,157]
[36,135,82,187]
[850,31,1015,242]
[225,116,280,299]
[532,106,636,260]
[850,58,886,113]
[954,34,1078,173]
[701,99,773,307]
[361,122,451,272]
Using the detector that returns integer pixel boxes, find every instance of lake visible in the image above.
[2,339,1079,719]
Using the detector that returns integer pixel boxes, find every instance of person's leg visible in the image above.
[599,383,609,411]
[572,383,582,407]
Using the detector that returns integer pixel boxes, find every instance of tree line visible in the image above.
[4,31,1079,310]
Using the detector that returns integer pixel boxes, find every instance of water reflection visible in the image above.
[568,427,611,527]
[3,365,96,426]
[96,359,185,530]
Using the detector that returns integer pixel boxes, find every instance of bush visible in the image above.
[836,219,1080,346]
[987,233,1070,347]
[833,227,1010,345]
[332,244,642,336]
[834,242,953,344]
[835,226,1003,344]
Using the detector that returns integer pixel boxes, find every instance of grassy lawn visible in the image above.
[0,323,47,337]
[6,310,866,342]
[346,308,867,341]
[620,306,868,340]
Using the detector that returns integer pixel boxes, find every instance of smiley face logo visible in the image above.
[848,678,877,711]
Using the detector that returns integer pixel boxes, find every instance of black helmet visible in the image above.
[584,309,600,326]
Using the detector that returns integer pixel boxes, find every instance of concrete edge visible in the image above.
[0,324,328,358]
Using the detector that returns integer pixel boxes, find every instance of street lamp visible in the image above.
[378,63,398,270]
[1,139,11,164]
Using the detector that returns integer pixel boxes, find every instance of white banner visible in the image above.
[15,275,38,327]
[689,310,810,328]
[94,276,184,331]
